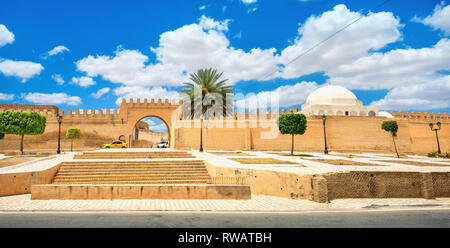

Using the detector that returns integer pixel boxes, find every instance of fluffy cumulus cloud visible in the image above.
[51,74,65,85]
[278,4,402,79]
[113,86,181,105]
[371,76,450,111]
[235,81,319,109]
[0,24,14,47]
[22,92,82,106]
[327,38,450,89]
[0,92,14,101]
[0,59,44,82]
[143,119,168,132]
[48,45,70,56]
[75,15,278,86]
[91,87,111,99]
[71,76,96,87]
[413,2,450,36]
[241,0,257,4]
[76,48,187,87]
[153,15,278,83]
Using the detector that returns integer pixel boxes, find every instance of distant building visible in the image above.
[301,84,378,116]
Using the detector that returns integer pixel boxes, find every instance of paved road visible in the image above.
[0,208,449,228]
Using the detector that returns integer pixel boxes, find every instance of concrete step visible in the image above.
[31,184,252,200]
[56,169,208,174]
[51,180,211,184]
[54,174,210,179]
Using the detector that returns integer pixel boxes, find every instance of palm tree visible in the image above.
[181,68,233,151]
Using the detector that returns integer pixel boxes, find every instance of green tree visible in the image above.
[382,120,399,158]
[0,111,46,154]
[181,68,233,151]
[278,113,307,155]
[66,128,81,152]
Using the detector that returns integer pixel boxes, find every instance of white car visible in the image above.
[157,141,169,148]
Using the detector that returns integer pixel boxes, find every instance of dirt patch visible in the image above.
[379,160,450,167]
[210,152,254,156]
[229,158,300,164]
[270,153,315,157]
[330,154,373,159]
[304,159,387,166]
[0,156,45,168]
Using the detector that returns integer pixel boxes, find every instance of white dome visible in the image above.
[378,111,394,118]
[306,85,358,106]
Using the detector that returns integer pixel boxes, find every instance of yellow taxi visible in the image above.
[101,140,128,149]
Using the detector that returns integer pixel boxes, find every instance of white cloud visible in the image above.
[76,15,278,86]
[0,59,44,82]
[235,81,319,109]
[76,47,187,87]
[0,24,14,47]
[48,45,70,56]
[91,87,111,99]
[413,2,450,36]
[51,74,64,85]
[71,76,96,87]
[113,86,181,105]
[241,0,257,4]
[278,4,402,79]
[327,38,450,89]
[199,5,206,10]
[143,119,168,132]
[0,93,14,101]
[371,76,450,111]
[23,92,82,106]
[153,15,278,83]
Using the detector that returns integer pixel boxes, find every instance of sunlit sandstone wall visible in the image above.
[0,102,449,154]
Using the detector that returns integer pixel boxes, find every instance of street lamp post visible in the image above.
[429,122,441,154]
[56,114,63,154]
[322,114,329,154]
[199,117,204,152]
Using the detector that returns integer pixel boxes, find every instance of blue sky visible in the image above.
[1,0,449,117]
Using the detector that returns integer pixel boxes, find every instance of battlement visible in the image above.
[387,110,449,120]
[120,98,182,107]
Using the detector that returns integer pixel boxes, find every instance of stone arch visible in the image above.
[359,111,367,116]
[350,111,357,116]
[369,111,376,116]
[336,110,344,116]
[318,110,325,115]
[327,110,334,116]
[133,115,170,148]
[122,98,181,148]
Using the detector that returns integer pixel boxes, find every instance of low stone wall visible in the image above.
[0,164,61,197]
[31,184,251,200]
[204,161,450,203]
[323,171,450,201]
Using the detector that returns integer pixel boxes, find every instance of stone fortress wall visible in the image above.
[0,99,449,155]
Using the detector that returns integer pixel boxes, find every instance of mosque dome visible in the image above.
[306,85,359,106]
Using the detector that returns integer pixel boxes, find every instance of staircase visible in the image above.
[73,151,194,159]
[31,150,251,200]
[51,160,211,184]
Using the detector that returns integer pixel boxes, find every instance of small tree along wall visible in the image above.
[278,113,307,155]
[382,120,399,158]
[66,128,81,152]
[0,111,47,154]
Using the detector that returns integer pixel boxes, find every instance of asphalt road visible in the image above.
[0,208,449,228]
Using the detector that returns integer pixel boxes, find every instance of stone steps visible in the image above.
[73,151,194,159]
[51,159,213,185]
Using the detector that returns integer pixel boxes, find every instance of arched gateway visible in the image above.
[119,98,182,148]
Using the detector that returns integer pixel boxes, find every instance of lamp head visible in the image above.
[322,114,326,120]
[437,122,441,129]
[429,123,434,130]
